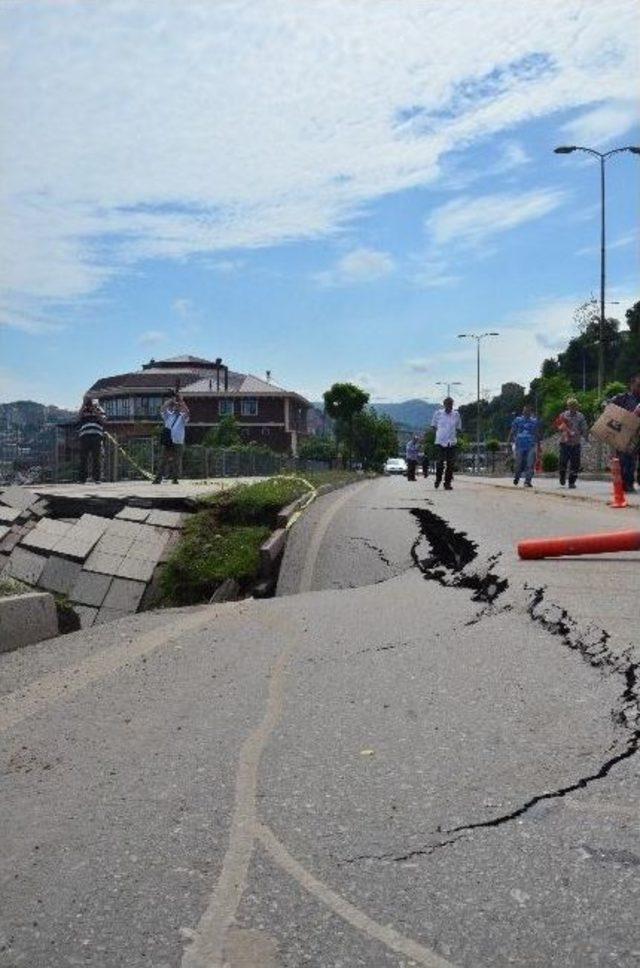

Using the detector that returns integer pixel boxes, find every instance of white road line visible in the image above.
[298,481,372,593]
[256,823,457,968]
[0,605,234,734]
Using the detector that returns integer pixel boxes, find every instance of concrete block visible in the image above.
[0,592,58,653]
[102,578,145,612]
[94,607,129,625]
[115,507,150,522]
[84,550,124,576]
[29,499,50,517]
[259,528,287,576]
[0,525,9,542]
[3,547,47,585]
[38,555,82,595]
[146,510,187,529]
[116,556,157,582]
[22,519,73,553]
[209,578,240,602]
[0,526,27,554]
[73,605,98,629]
[76,513,110,534]
[277,494,310,528]
[70,570,113,607]
[52,533,103,561]
[0,505,22,525]
[93,534,135,556]
[158,531,181,562]
[0,486,40,512]
[106,519,144,539]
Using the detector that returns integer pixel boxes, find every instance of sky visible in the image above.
[1,0,639,409]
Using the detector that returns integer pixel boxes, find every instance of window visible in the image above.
[219,398,235,415]
[103,397,131,418]
[132,395,166,418]
[241,397,258,416]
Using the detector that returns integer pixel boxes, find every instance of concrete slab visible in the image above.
[94,607,130,625]
[0,485,41,512]
[0,505,22,525]
[115,507,150,522]
[146,509,187,529]
[70,570,113,607]
[0,525,9,542]
[22,519,73,553]
[38,556,83,596]
[115,556,157,582]
[29,499,50,517]
[83,550,125,576]
[93,535,135,556]
[2,547,47,585]
[0,591,58,652]
[105,519,145,540]
[0,526,28,554]
[76,513,110,534]
[73,605,98,629]
[102,577,145,612]
[52,532,103,561]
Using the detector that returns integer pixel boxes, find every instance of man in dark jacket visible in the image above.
[612,374,640,493]
[77,396,105,483]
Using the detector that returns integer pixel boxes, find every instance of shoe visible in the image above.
[434,480,441,489]
[513,477,519,486]
[153,476,162,484]
[172,479,179,484]
[444,484,453,490]
[559,477,565,486]
[524,481,533,488]
[568,481,576,489]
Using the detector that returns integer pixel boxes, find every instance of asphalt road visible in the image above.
[2,476,639,968]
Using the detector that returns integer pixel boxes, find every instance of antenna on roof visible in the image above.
[266,370,272,383]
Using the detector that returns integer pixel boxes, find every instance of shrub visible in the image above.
[298,437,337,461]
[541,451,559,472]
[200,476,313,528]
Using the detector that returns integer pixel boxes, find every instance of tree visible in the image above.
[322,383,370,467]
[202,414,241,448]
[486,438,500,472]
[298,437,338,462]
[351,409,398,470]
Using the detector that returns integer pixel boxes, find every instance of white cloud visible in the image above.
[137,329,167,346]
[315,247,395,286]
[406,358,431,373]
[427,188,566,248]
[561,99,639,146]
[0,0,638,313]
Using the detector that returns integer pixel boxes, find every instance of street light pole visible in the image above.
[436,380,462,398]
[553,144,640,398]
[457,332,499,472]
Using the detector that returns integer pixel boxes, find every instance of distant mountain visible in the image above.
[370,399,438,430]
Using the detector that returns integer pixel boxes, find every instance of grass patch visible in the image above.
[201,475,312,528]
[0,577,31,598]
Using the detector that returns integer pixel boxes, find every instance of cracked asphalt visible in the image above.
[2,475,639,967]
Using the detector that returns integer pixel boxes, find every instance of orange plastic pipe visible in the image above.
[518,529,640,560]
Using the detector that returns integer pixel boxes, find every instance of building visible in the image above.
[65,356,311,455]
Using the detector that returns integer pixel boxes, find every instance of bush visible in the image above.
[541,451,559,472]
[199,476,313,528]
[298,437,337,462]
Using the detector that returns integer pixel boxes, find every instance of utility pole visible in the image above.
[457,333,499,472]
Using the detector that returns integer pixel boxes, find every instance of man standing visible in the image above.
[555,397,588,489]
[77,396,105,484]
[431,397,462,490]
[405,433,420,481]
[154,394,190,484]
[612,374,640,493]
[508,404,540,488]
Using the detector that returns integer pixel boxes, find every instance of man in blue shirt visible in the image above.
[405,434,420,481]
[508,404,540,488]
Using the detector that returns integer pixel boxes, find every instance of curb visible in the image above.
[0,591,58,653]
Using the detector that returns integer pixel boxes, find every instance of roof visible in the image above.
[141,355,219,370]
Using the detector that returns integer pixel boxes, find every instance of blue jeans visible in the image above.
[515,446,535,483]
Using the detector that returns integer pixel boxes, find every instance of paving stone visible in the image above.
[0,505,22,525]
[102,578,145,612]
[73,605,98,629]
[92,534,135,556]
[0,526,28,554]
[115,507,150,522]
[83,550,125,576]
[105,519,144,539]
[76,513,110,534]
[38,555,82,595]
[52,533,103,561]
[0,486,40,511]
[70,570,113,607]
[115,556,157,582]
[146,509,187,529]
[2,547,47,585]
[0,525,9,542]
[94,607,130,625]
[29,499,50,517]
[22,519,73,553]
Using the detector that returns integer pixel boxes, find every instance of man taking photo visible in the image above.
[154,394,190,484]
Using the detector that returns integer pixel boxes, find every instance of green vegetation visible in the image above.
[202,414,242,448]
[298,436,338,462]
[323,382,370,466]
[0,576,31,598]
[201,475,315,527]
[541,451,559,472]
[351,409,398,470]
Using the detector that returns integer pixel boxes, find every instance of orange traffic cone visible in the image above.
[518,529,640,560]
[609,457,628,509]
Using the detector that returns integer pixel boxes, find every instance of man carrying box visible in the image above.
[611,374,640,493]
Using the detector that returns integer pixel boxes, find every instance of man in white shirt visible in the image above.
[430,396,462,490]
[154,394,190,484]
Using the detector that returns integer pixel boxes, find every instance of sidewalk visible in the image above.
[466,473,640,509]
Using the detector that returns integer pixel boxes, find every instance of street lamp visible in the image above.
[553,144,640,397]
[457,332,499,473]
[435,380,462,398]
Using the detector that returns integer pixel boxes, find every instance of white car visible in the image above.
[384,457,408,475]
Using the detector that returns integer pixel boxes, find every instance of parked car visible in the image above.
[384,457,408,475]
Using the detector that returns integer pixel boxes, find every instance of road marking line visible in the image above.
[298,480,372,593]
[0,606,234,734]
[181,628,298,968]
[256,823,456,968]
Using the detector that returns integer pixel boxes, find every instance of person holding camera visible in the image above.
[154,394,190,484]
[77,396,106,484]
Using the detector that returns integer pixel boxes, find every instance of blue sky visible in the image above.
[1,0,639,408]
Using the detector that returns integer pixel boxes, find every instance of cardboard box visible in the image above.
[591,403,640,453]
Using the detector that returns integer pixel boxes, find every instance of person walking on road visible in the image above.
[154,394,190,484]
[611,374,640,493]
[405,434,420,481]
[77,396,106,484]
[555,397,588,489]
[431,397,462,490]
[508,404,540,488]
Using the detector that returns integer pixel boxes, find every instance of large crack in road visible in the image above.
[408,503,640,837]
